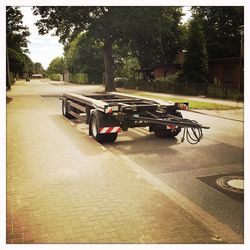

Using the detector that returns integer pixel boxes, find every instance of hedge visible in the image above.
[50,74,61,81]
[69,73,88,84]
[207,86,244,100]
[122,79,243,101]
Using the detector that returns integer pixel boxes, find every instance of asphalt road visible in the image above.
[15,79,244,236]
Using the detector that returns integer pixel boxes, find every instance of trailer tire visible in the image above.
[154,112,182,138]
[89,111,107,143]
[62,100,74,119]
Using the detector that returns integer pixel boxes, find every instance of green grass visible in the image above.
[118,90,239,110]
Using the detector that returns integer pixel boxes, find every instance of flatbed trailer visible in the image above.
[60,92,209,144]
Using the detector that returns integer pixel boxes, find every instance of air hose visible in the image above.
[181,120,204,144]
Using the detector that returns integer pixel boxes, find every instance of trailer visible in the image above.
[59,92,209,144]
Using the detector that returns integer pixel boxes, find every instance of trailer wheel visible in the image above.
[154,112,182,138]
[89,111,107,143]
[62,100,74,119]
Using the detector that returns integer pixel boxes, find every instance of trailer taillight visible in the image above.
[176,102,189,110]
[105,105,119,113]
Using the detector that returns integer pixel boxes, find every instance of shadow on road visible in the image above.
[49,114,105,156]
[6,96,13,104]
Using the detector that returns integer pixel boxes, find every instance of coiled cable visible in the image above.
[181,120,203,144]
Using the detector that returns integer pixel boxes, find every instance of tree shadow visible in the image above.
[6,96,13,104]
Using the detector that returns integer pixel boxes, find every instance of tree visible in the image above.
[114,54,140,79]
[7,47,26,76]
[6,6,31,86]
[126,7,183,68]
[64,33,104,83]
[22,54,34,77]
[179,22,189,51]
[47,57,65,75]
[33,62,45,75]
[33,6,119,91]
[182,16,208,83]
[192,7,244,58]
[6,6,30,53]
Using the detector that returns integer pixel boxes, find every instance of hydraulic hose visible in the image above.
[181,120,203,144]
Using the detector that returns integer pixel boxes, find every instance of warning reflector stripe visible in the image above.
[106,127,114,133]
[111,127,120,133]
[100,127,109,133]
[99,127,121,134]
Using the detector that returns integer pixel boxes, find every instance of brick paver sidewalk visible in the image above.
[6,81,238,243]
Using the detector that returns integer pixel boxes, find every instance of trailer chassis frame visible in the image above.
[60,92,209,144]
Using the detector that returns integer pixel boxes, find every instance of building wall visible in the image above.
[209,61,241,89]
[176,51,186,65]
[154,68,165,79]
[154,67,177,79]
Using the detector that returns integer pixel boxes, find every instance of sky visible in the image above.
[20,7,64,70]
[20,6,192,70]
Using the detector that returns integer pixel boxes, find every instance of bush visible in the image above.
[69,73,88,84]
[114,77,129,87]
[50,74,61,81]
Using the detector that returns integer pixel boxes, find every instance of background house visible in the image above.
[32,73,43,78]
[208,57,243,91]
[137,45,244,92]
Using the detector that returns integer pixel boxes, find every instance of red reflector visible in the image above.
[167,124,176,129]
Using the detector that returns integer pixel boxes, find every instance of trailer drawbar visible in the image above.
[60,92,209,145]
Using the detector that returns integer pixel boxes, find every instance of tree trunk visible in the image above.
[103,38,116,92]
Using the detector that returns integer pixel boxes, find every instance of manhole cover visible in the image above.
[216,176,244,194]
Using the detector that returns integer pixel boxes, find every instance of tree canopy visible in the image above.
[6,6,33,86]
[47,57,65,75]
[124,7,183,68]
[64,33,104,83]
[182,16,208,83]
[7,6,30,53]
[192,6,244,58]
[33,62,45,75]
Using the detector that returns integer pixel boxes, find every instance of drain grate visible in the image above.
[216,176,243,194]
[197,172,244,202]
